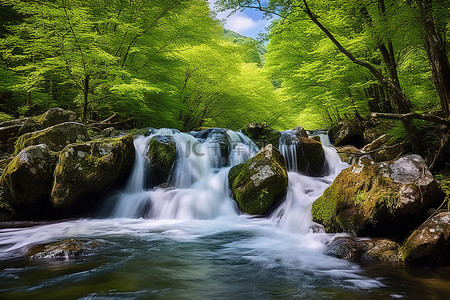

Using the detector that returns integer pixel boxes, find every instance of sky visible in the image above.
[208,1,272,39]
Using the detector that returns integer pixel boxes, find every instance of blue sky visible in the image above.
[208,1,272,39]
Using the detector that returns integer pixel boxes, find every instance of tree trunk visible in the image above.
[302,0,425,155]
[416,0,450,118]
[82,75,90,123]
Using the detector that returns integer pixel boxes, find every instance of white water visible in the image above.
[0,128,386,295]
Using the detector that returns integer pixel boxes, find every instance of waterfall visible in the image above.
[109,128,259,219]
[279,131,299,172]
[271,146,348,232]
[108,127,347,234]
[274,130,348,232]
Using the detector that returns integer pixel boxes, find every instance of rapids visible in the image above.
[2,128,446,298]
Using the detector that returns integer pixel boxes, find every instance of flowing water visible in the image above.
[0,129,449,299]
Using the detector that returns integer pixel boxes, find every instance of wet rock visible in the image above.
[146,135,176,186]
[293,125,308,139]
[325,236,401,262]
[297,137,325,176]
[325,236,359,260]
[0,144,57,218]
[241,123,281,149]
[51,135,135,211]
[229,144,288,215]
[329,121,365,148]
[40,107,77,128]
[401,212,450,264]
[27,239,100,259]
[14,122,89,154]
[312,155,444,237]
[359,238,401,262]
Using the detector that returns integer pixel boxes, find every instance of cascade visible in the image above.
[109,128,260,219]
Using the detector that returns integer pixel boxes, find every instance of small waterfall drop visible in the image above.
[109,128,259,220]
[274,131,348,232]
[279,131,299,172]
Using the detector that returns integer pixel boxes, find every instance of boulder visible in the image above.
[359,238,401,262]
[329,121,365,148]
[401,212,450,264]
[0,144,57,218]
[228,144,288,215]
[51,135,135,211]
[146,135,176,186]
[14,122,89,154]
[40,107,77,128]
[293,125,308,139]
[297,137,325,176]
[27,239,100,259]
[312,155,444,237]
[325,236,401,262]
[241,123,281,149]
[336,145,361,164]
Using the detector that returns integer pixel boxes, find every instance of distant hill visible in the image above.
[223,29,267,66]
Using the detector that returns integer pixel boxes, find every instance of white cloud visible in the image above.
[226,14,259,32]
[208,0,270,38]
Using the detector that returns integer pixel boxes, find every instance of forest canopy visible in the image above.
[1,0,449,133]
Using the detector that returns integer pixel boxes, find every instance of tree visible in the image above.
[219,0,448,155]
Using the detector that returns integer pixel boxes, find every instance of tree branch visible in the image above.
[371,112,450,126]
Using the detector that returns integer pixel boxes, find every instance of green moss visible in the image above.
[51,135,135,209]
[228,145,288,215]
[312,158,400,234]
[147,136,176,186]
[14,122,89,154]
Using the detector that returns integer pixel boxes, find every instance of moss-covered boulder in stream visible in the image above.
[51,135,135,211]
[0,144,58,218]
[297,137,325,176]
[401,212,450,264]
[14,122,89,154]
[228,144,288,215]
[312,155,444,237]
[146,135,176,186]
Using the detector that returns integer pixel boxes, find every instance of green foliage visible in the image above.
[1,0,292,130]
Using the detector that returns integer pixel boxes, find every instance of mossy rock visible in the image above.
[241,123,281,149]
[297,137,325,176]
[401,212,450,264]
[0,118,41,153]
[325,236,401,262]
[51,135,135,211]
[228,144,288,215]
[312,155,444,237]
[14,122,89,154]
[0,144,57,219]
[146,135,176,186]
[40,107,77,128]
[330,121,365,148]
[336,145,361,164]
